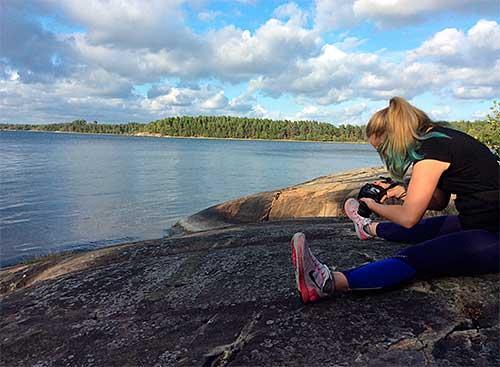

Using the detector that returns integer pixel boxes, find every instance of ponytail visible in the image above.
[366,97,448,180]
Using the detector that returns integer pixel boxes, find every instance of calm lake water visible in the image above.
[0,130,380,266]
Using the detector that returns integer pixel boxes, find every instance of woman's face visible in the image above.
[368,134,383,152]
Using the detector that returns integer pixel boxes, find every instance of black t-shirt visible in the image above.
[414,126,499,232]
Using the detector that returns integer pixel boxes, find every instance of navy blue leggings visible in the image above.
[342,216,499,290]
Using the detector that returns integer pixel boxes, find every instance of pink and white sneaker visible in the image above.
[290,232,334,304]
[344,198,374,240]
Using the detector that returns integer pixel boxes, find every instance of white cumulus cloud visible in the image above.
[314,0,498,29]
[408,20,500,66]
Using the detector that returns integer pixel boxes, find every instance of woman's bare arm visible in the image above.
[377,176,450,209]
[361,159,450,228]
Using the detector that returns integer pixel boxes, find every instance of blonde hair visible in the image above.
[366,97,446,179]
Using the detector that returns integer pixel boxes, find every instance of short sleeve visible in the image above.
[415,137,453,163]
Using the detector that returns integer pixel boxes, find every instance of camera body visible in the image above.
[357,183,387,217]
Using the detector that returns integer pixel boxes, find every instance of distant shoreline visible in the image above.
[0,128,368,145]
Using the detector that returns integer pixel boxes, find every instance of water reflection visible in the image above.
[0,131,380,265]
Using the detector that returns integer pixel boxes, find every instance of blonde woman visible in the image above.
[291,97,499,303]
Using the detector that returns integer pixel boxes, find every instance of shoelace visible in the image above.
[309,253,333,287]
[306,247,336,294]
[361,217,370,225]
[316,264,335,294]
[309,248,329,271]
[361,217,374,236]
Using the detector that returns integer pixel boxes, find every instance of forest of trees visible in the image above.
[1,103,498,152]
[0,116,366,142]
[450,101,500,153]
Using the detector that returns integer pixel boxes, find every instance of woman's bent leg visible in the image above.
[376,215,462,244]
[397,229,500,277]
[340,229,499,291]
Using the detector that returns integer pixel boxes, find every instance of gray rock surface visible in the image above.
[1,218,498,366]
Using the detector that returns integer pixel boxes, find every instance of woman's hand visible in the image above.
[359,197,377,208]
[382,185,406,202]
[372,180,407,202]
[372,180,391,189]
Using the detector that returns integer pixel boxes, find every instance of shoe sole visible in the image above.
[344,198,368,241]
[291,233,319,304]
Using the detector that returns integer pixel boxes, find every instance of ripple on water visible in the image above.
[0,201,37,211]
[13,243,42,252]
[0,217,31,225]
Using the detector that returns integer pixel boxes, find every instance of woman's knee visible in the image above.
[396,229,499,277]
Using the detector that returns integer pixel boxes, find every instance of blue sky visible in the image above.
[1,0,499,124]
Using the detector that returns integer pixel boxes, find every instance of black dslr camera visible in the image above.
[357,177,399,217]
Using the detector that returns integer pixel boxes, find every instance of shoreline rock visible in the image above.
[173,166,457,235]
[1,218,497,366]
